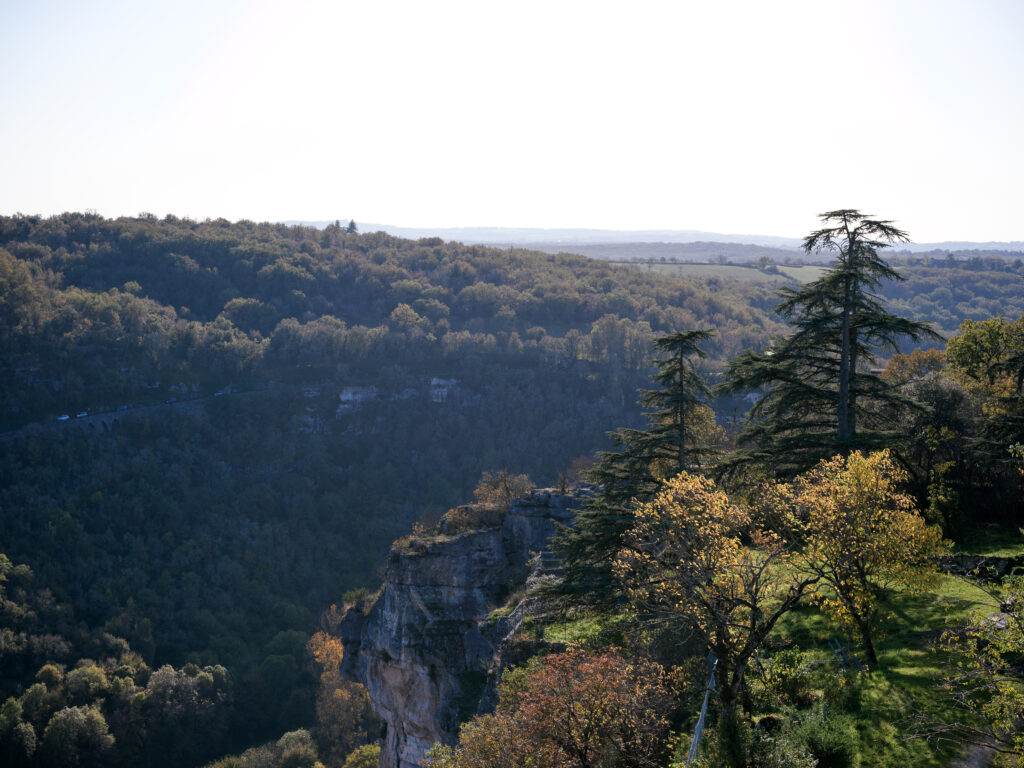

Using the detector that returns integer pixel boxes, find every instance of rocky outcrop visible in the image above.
[937,553,1024,581]
[340,489,583,768]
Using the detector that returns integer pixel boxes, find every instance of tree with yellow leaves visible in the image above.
[615,473,820,717]
[765,450,948,665]
[307,619,377,767]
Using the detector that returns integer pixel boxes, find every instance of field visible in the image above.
[615,261,828,285]
[776,264,829,283]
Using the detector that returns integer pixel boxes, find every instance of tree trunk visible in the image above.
[837,220,856,445]
[717,659,747,719]
[837,271,852,444]
[848,327,858,440]
[677,349,686,473]
[678,406,686,473]
[741,682,754,714]
[857,618,879,666]
[840,578,879,665]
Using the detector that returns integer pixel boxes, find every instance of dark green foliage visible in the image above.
[889,316,1024,523]
[638,329,716,471]
[0,552,235,768]
[553,330,716,607]
[882,258,1024,336]
[791,715,860,768]
[0,211,781,432]
[454,670,488,725]
[0,213,785,765]
[715,712,754,768]
[720,210,937,477]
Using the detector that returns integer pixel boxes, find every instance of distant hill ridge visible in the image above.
[286,222,1024,261]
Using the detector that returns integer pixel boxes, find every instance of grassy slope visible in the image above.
[771,573,1001,768]
[536,527,1023,768]
[955,526,1024,557]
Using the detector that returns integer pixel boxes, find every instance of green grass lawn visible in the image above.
[954,525,1024,557]
[768,572,1003,768]
[521,521,1022,768]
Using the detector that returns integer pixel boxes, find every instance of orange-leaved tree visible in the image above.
[424,647,673,768]
[472,469,532,509]
[307,611,377,767]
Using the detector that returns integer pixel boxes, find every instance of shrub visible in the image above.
[792,715,859,768]
[755,648,817,708]
[441,505,505,535]
[342,744,381,768]
[472,470,531,508]
[426,648,672,768]
[749,729,817,768]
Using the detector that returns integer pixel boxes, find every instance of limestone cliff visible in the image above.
[340,489,582,768]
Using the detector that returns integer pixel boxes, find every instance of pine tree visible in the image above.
[638,330,716,472]
[719,210,937,477]
[552,330,715,607]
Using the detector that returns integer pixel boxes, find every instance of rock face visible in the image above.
[340,490,582,768]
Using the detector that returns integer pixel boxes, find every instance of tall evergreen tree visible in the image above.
[552,330,715,606]
[638,330,716,472]
[719,210,937,477]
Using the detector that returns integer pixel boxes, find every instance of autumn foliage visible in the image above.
[615,472,819,715]
[764,450,949,664]
[424,647,673,768]
[307,625,376,768]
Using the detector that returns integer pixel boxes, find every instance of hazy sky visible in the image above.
[2,0,1023,241]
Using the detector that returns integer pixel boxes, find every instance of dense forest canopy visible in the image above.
[0,212,787,766]
[1,212,1022,768]
[0,212,793,426]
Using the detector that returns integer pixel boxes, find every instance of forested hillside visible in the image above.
[0,213,785,765]
[0,213,788,424]
[407,212,1024,768]
[1,212,1023,767]
[884,256,1024,334]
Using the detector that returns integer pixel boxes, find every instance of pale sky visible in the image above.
[2,0,1023,242]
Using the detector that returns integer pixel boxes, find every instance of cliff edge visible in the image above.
[340,489,584,768]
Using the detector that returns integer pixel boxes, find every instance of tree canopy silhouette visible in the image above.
[721,210,938,477]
